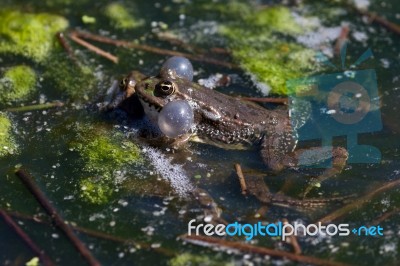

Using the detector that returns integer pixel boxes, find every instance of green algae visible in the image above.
[232,43,316,94]
[250,6,303,34]
[169,253,233,266]
[79,176,114,205]
[104,3,143,30]
[70,123,142,204]
[70,125,142,177]
[0,113,17,157]
[25,257,39,266]
[0,10,68,62]
[0,65,36,104]
[196,1,252,20]
[220,6,317,94]
[42,54,96,100]
[190,3,318,95]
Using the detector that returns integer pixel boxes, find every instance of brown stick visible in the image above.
[239,97,288,105]
[156,32,230,55]
[56,32,79,64]
[317,178,400,224]
[5,101,64,112]
[371,207,400,226]
[0,210,55,266]
[5,210,175,257]
[180,234,349,266]
[15,169,101,266]
[282,218,302,255]
[69,31,119,64]
[69,30,237,68]
[357,9,400,35]
[234,163,247,195]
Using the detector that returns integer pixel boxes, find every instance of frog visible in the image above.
[105,58,348,189]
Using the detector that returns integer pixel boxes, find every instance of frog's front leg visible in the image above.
[260,131,348,195]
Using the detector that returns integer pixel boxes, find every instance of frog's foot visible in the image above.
[241,171,354,208]
[192,188,228,225]
[101,71,147,117]
[300,147,348,197]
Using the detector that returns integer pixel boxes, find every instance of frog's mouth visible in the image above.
[135,80,166,124]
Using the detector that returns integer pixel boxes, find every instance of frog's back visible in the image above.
[185,82,288,148]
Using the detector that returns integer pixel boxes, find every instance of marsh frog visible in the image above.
[106,61,348,182]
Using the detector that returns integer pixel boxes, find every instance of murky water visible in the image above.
[0,0,399,265]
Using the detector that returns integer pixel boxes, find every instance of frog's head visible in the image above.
[135,76,194,124]
[134,56,196,124]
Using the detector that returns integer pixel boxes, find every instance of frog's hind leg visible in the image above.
[260,135,348,197]
[298,146,348,197]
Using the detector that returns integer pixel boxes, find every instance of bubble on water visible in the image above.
[151,243,161,248]
[143,146,194,196]
[158,100,194,138]
[160,56,194,81]
[120,117,193,197]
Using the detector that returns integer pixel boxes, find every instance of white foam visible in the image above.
[143,146,194,197]
[250,74,271,96]
[353,0,370,10]
[125,118,194,197]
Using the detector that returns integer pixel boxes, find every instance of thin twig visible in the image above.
[317,178,400,224]
[357,9,400,35]
[282,218,302,255]
[156,32,230,55]
[370,207,400,226]
[234,163,247,195]
[5,101,64,112]
[180,234,349,266]
[56,32,79,64]
[239,97,288,105]
[0,210,55,266]
[69,30,237,68]
[5,210,175,257]
[69,31,119,64]
[269,192,354,208]
[15,169,101,266]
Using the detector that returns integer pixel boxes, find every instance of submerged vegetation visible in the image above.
[0,113,17,157]
[104,2,143,30]
[220,5,317,94]
[43,54,96,100]
[0,65,36,104]
[188,3,318,94]
[0,10,68,62]
[69,123,142,203]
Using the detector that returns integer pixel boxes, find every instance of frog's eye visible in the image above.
[119,78,128,90]
[154,80,176,97]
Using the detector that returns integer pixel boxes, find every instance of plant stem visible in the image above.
[317,178,400,224]
[5,101,64,112]
[15,169,101,266]
[0,210,55,266]
[180,234,349,266]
